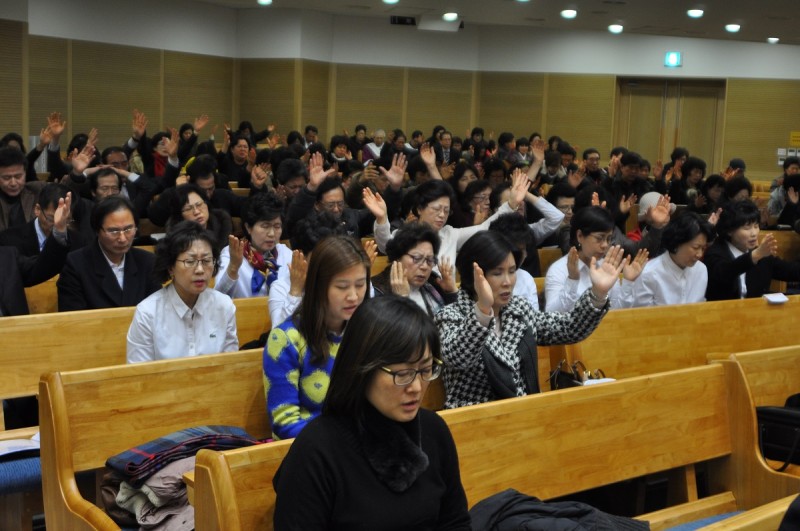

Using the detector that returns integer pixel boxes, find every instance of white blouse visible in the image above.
[633,252,708,307]
[545,254,633,312]
[215,243,292,298]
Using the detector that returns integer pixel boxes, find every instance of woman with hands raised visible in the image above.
[371,222,458,317]
[545,206,648,312]
[435,230,615,409]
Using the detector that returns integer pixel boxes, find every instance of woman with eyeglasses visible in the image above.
[371,222,457,317]
[436,230,620,409]
[545,206,647,312]
[126,220,238,363]
[215,192,290,298]
[168,183,232,250]
[264,235,371,440]
[273,295,470,530]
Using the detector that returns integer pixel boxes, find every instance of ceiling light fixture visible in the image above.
[767,37,780,44]
[382,0,399,4]
[515,0,530,2]
[725,24,741,33]
[257,0,272,5]
[560,9,577,19]
[608,24,623,34]
[442,12,458,22]
[687,9,704,18]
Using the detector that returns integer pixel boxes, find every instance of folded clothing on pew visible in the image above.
[106,425,262,488]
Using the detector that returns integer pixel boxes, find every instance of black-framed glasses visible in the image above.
[405,253,438,267]
[176,258,216,269]
[379,358,443,386]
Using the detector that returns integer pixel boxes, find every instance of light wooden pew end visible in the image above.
[700,493,798,530]
[637,491,737,530]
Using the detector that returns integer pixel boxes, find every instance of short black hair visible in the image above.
[153,220,221,283]
[724,176,753,200]
[700,174,726,197]
[456,231,521,301]
[304,125,318,134]
[489,182,511,213]
[515,137,530,149]
[0,146,27,170]
[715,199,760,241]
[784,156,800,171]
[544,151,561,168]
[186,154,217,182]
[546,182,577,205]
[36,183,69,210]
[620,151,642,168]
[489,213,534,247]
[784,173,800,193]
[412,180,456,217]
[0,133,25,152]
[242,192,284,240]
[470,127,484,138]
[482,157,506,178]
[100,146,126,164]
[582,148,600,160]
[276,158,308,185]
[557,142,576,157]
[670,147,690,163]
[609,146,628,158]
[498,132,515,146]
[682,156,707,178]
[90,196,137,233]
[169,184,209,226]
[662,211,715,254]
[570,205,615,247]
[286,131,304,146]
[385,222,441,262]
[315,177,345,202]
[290,211,347,254]
[329,135,349,152]
[89,168,122,193]
[463,179,492,204]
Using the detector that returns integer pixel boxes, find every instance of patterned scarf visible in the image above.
[243,239,279,295]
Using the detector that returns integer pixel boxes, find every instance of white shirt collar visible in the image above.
[34,218,47,250]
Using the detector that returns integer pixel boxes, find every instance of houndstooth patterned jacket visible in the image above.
[435,289,608,409]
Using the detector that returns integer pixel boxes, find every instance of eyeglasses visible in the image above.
[176,258,216,269]
[405,253,437,267]
[589,233,614,245]
[557,204,573,213]
[426,204,451,216]
[102,226,137,237]
[97,186,121,194]
[0,172,25,182]
[181,201,207,214]
[472,194,490,202]
[379,358,443,386]
[320,201,345,210]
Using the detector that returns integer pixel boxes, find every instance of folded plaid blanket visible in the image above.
[106,425,261,488]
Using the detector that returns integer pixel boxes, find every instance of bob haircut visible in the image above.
[242,192,284,240]
[724,176,753,201]
[456,231,521,301]
[290,211,347,254]
[90,196,138,233]
[323,295,441,420]
[411,180,456,217]
[449,162,479,186]
[569,206,615,247]
[682,156,707,178]
[670,147,690,163]
[662,211,715,254]
[463,179,492,204]
[295,235,371,366]
[153,220,221,283]
[701,174,726,196]
[385,222,441,262]
[489,213,534,247]
[715,200,760,242]
[169,184,209,226]
[276,158,308,185]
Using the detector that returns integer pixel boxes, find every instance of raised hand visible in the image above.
[87,127,99,148]
[390,261,410,297]
[194,114,209,132]
[788,186,799,205]
[362,187,388,224]
[619,194,637,215]
[420,142,437,166]
[752,233,777,264]
[508,168,529,211]
[379,152,408,190]
[47,112,66,140]
[288,250,308,297]
[131,109,148,140]
[694,194,707,209]
[708,207,722,226]
[362,239,378,267]
[70,144,96,175]
[308,151,338,191]
[165,127,180,159]
[37,127,53,150]
[439,162,455,180]
[566,246,580,280]
[646,194,671,229]
[608,154,621,177]
[226,235,244,278]
[588,245,625,298]
[473,204,488,225]
[590,191,607,209]
[622,249,649,281]
[436,256,457,294]
[531,138,546,161]
[653,160,664,180]
[251,163,269,189]
[473,262,494,315]
[53,192,72,233]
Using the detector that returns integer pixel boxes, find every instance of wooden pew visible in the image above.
[24,276,59,314]
[566,295,800,380]
[190,363,800,531]
[39,349,270,530]
[701,494,797,530]
[537,247,562,276]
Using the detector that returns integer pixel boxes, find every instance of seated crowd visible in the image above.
[2,111,799,528]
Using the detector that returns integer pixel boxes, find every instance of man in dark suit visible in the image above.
[0,183,87,257]
[434,130,460,166]
[57,196,160,311]
[0,192,73,316]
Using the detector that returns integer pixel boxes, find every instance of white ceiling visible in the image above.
[194,0,799,45]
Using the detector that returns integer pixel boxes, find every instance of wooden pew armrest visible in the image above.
[0,427,39,443]
[700,494,798,530]
[636,491,737,531]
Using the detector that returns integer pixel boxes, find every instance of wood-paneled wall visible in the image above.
[6,19,799,180]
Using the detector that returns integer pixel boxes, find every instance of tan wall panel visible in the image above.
[28,36,69,139]
[545,74,616,158]
[616,82,666,163]
[677,84,724,169]
[301,60,329,141]
[239,59,295,139]
[477,73,544,139]
[164,51,233,134]
[333,64,404,136]
[407,68,473,143]
[724,79,800,181]
[0,20,24,135]
[71,41,160,146]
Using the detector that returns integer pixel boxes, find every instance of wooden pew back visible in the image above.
[567,295,800,379]
[192,363,800,530]
[39,349,270,530]
[728,345,800,408]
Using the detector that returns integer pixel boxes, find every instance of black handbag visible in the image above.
[757,393,800,472]
[549,359,583,390]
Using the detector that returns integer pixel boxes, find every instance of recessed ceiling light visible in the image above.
[608,24,624,34]
[561,9,577,19]
[515,0,530,2]
[767,37,780,44]
[687,9,703,18]
[442,12,458,22]
[725,24,741,33]
[382,0,399,4]
[257,0,272,5]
